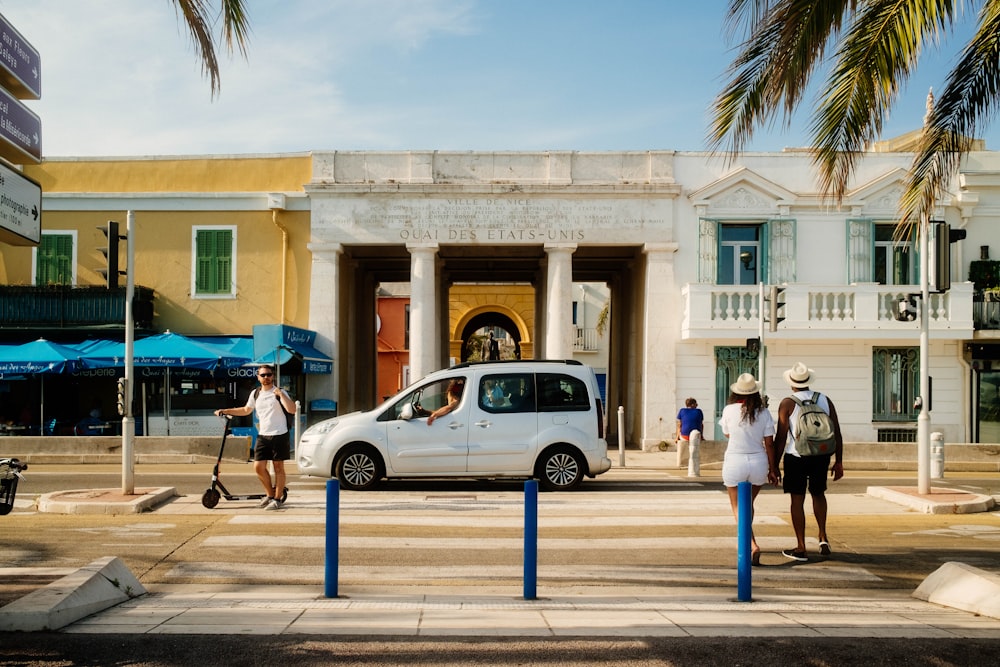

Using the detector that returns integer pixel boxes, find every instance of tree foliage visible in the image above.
[170,0,252,98]
[710,0,1000,225]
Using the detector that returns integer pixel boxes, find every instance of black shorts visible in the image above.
[254,432,290,461]
[782,452,832,496]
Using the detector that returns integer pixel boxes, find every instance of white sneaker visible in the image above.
[258,496,273,508]
[265,498,284,510]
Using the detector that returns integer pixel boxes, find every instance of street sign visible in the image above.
[0,85,40,164]
[0,159,41,246]
[0,14,40,99]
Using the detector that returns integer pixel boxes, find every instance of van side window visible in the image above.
[537,373,590,412]
[480,373,535,413]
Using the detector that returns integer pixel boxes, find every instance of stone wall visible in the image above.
[4,435,252,464]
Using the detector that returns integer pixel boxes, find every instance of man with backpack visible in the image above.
[772,362,844,562]
[214,364,295,510]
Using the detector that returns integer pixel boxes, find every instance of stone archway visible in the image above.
[459,310,523,362]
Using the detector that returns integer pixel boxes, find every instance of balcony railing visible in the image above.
[574,327,600,351]
[681,282,975,340]
[0,285,155,330]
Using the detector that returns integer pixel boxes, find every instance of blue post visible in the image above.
[524,479,538,600]
[737,480,752,601]
[325,479,339,598]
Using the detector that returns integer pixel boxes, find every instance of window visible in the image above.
[873,347,919,421]
[698,219,796,284]
[874,224,913,285]
[537,373,590,412]
[478,373,534,413]
[719,225,761,285]
[193,227,236,297]
[847,220,915,285]
[33,232,76,285]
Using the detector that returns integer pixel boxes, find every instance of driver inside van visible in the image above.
[427,379,464,426]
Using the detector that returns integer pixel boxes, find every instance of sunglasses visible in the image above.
[258,373,273,378]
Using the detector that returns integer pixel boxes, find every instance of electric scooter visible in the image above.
[0,457,27,516]
[201,415,287,509]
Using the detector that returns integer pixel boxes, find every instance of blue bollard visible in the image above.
[325,479,339,598]
[736,480,752,601]
[524,479,538,600]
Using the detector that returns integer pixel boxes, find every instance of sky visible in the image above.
[1,0,995,158]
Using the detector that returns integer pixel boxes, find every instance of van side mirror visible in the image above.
[400,404,414,420]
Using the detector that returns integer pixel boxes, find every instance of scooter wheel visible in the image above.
[201,489,221,509]
[279,487,288,503]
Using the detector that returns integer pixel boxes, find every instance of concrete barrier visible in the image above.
[2,435,251,464]
[654,440,1000,472]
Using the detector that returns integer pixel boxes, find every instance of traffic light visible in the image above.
[768,285,786,332]
[745,337,760,355]
[928,221,967,293]
[98,220,122,289]
[116,377,128,416]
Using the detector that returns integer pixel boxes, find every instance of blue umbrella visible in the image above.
[0,338,81,434]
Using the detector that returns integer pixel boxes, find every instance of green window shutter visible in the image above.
[765,218,796,284]
[36,234,73,285]
[847,219,873,283]
[195,229,233,295]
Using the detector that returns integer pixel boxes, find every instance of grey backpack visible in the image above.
[790,393,836,456]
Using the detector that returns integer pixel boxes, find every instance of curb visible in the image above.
[914,562,1000,620]
[0,557,146,632]
[37,487,178,515]
[866,485,996,514]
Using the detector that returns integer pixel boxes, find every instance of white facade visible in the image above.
[303,149,1000,448]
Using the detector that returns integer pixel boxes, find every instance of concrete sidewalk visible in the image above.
[46,582,1000,638]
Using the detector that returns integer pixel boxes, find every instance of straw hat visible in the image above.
[730,373,761,395]
[782,362,815,387]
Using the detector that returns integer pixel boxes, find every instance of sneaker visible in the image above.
[782,548,808,562]
[258,496,274,508]
[265,498,284,511]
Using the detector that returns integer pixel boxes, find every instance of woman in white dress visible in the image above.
[718,373,779,565]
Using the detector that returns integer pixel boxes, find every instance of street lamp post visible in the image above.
[917,213,931,495]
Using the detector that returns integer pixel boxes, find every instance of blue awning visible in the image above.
[252,325,333,374]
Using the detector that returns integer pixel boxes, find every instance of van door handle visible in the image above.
[474,420,492,428]
[449,422,464,430]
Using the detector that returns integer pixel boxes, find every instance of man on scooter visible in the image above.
[214,364,295,509]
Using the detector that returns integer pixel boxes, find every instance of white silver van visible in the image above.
[297,360,611,491]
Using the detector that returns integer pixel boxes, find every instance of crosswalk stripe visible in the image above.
[227,514,787,527]
[202,535,807,550]
[166,562,882,584]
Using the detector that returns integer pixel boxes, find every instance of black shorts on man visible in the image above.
[782,452,831,496]
[254,432,291,461]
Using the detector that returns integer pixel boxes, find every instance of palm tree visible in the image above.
[709,0,1000,224]
[171,0,251,98]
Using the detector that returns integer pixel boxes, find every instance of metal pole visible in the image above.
[737,481,752,601]
[617,405,625,467]
[122,210,135,495]
[918,214,931,495]
[325,479,339,598]
[523,480,538,600]
[758,282,766,398]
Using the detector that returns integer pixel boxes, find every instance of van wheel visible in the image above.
[336,445,384,491]
[536,447,584,491]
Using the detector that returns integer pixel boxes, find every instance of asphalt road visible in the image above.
[3,635,999,666]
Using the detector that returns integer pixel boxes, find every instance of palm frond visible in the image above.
[171,0,251,98]
[709,0,852,155]
[903,1,1000,223]
[811,0,957,202]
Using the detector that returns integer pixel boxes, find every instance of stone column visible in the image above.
[307,242,342,404]
[408,243,439,382]
[642,243,679,450]
[544,244,576,359]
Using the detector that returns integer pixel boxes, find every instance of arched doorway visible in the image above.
[459,311,523,362]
